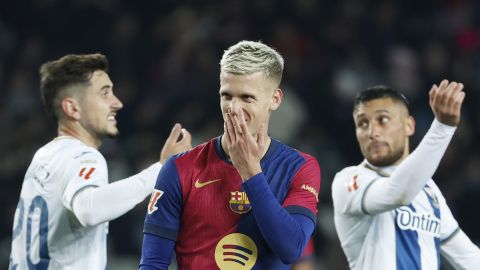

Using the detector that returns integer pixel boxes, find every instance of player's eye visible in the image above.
[242,95,255,103]
[379,116,390,124]
[357,120,368,129]
[220,93,231,100]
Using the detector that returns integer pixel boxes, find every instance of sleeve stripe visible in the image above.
[441,227,460,244]
[360,177,381,215]
[285,205,316,224]
[143,222,178,241]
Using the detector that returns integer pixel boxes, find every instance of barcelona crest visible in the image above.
[229,191,251,214]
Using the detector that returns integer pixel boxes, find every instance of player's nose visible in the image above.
[112,94,123,110]
[368,123,380,138]
[229,98,241,113]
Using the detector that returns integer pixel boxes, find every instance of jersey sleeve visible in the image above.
[427,182,459,241]
[331,167,381,216]
[143,157,183,241]
[282,154,321,223]
[440,230,480,268]
[299,237,315,259]
[62,149,108,211]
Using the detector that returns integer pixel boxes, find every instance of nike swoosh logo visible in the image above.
[195,179,222,188]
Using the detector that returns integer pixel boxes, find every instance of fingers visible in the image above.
[165,123,182,144]
[433,80,464,107]
[449,82,464,105]
[430,79,465,126]
[224,111,234,145]
[160,123,182,164]
[224,122,231,145]
[179,128,192,148]
[225,107,248,141]
[429,84,437,108]
[451,89,466,113]
[444,81,461,108]
[257,123,265,149]
[434,79,449,107]
[237,109,249,136]
[230,112,244,136]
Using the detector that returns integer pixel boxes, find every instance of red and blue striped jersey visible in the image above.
[143,137,320,269]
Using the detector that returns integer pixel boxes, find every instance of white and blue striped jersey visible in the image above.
[332,163,459,270]
[9,137,109,269]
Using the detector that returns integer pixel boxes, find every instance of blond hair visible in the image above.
[220,40,284,86]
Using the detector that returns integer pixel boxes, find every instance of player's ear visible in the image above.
[61,97,81,121]
[270,88,283,111]
[406,115,415,136]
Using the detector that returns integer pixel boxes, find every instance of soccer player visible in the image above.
[140,40,321,269]
[332,81,480,269]
[9,53,192,269]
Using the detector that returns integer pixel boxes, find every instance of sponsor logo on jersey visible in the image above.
[229,191,251,214]
[396,206,441,237]
[215,233,258,270]
[147,189,164,214]
[79,167,96,180]
[301,184,319,202]
[195,178,222,188]
[345,175,359,192]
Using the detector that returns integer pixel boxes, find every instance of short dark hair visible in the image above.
[353,85,410,113]
[40,53,109,122]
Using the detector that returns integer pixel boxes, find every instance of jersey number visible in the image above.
[10,196,50,270]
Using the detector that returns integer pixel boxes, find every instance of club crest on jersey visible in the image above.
[147,189,164,214]
[229,191,251,214]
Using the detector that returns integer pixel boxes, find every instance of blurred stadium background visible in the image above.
[1,0,479,269]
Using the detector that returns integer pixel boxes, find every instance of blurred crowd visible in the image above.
[1,0,480,269]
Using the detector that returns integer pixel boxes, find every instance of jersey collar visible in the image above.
[360,159,397,177]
